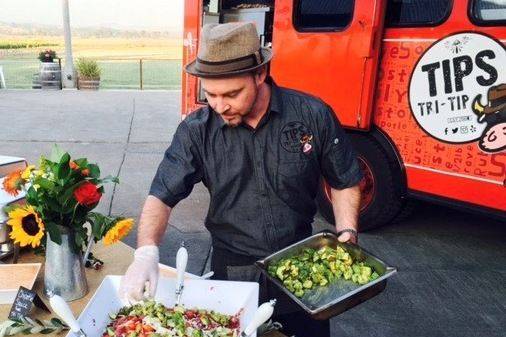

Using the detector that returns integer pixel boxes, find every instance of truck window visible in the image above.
[294,0,354,32]
[470,0,506,25]
[385,0,452,27]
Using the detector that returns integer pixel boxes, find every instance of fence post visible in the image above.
[139,58,143,90]
[58,58,62,89]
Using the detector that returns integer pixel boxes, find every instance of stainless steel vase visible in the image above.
[44,226,88,301]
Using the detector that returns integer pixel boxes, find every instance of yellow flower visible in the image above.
[32,170,44,177]
[2,170,24,196]
[21,165,35,180]
[7,206,45,248]
[103,218,134,246]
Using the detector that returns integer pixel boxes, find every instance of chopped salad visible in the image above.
[102,301,240,337]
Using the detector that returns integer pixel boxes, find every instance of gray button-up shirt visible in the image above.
[150,79,363,257]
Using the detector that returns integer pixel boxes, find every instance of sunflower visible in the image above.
[7,206,45,248]
[2,170,24,196]
[103,218,134,245]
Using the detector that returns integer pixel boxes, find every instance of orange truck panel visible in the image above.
[270,0,386,129]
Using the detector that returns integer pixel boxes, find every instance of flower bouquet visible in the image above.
[2,145,133,300]
[38,49,57,63]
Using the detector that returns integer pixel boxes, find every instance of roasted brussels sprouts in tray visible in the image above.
[267,246,380,297]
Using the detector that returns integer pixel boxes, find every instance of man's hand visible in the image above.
[119,245,159,303]
[337,228,358,244]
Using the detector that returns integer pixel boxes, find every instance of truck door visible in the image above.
[270,0,386,129]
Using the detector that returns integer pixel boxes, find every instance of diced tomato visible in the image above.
[143,325,155,333]
[228,317,239,329]
[185,310,197,319]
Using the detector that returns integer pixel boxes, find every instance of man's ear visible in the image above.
[254,66,268,86]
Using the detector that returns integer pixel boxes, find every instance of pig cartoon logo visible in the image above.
[472,83,506,153]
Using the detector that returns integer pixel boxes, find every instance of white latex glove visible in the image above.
[119,245,159,303]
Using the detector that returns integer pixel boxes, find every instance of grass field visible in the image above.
[0,35,183,89]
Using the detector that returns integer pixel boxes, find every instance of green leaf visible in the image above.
[87,164,100,179]
[35,177,54,190]
[45,222,62,245]
[100,175,120,185]
[49,144,66,163]
[2,204,18,214]
[50,318,65,327]
[34,245,46,256]
[56,153,71,180]
[74,158,88,168]
[44,197,62,213]
[40,328,55,334]
[74,231,84,249]
[26,186,39,206]
[89,213,106,239]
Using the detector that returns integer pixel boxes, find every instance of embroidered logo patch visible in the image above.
[280,121,312,153]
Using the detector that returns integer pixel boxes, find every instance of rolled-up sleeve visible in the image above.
[149,121,203,207]
[319,105,363,190]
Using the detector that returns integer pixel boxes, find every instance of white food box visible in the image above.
[68,275,259,337]
[0,263,42,304]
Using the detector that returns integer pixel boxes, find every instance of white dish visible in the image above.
[68,275,259,337]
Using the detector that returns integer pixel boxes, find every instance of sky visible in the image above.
[0,0,184,31]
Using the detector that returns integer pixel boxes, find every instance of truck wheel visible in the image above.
[316,132,405,231]
[391,198,417,224]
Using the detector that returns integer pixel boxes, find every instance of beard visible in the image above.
[217,81,259,128]
[222,115,242,127]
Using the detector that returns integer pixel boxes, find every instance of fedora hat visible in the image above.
[185,22,272,78]
[472,83,506,121]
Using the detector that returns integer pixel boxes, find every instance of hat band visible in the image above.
[488,94,506,108]
[196,50,263,74]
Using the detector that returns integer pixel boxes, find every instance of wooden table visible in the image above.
[0,242,286,337]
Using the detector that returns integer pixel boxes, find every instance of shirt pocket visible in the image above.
[277,159,310,178]
[277,151,316,178]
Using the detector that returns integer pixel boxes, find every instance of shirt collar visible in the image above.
[267,76,282,114]
[214,76,282,129]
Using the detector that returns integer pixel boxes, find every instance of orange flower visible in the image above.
[69,161,79,170]
[81,168,90,176]
[2,170,24,196]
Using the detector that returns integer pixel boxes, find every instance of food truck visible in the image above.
[181,0,506,230]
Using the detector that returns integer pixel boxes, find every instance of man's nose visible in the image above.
[214,99,230,114]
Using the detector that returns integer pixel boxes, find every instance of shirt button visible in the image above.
[334,138,339,145]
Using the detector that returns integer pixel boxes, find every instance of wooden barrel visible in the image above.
[78,77,100,90]
[39,62,62,90]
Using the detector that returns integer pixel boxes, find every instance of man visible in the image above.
[120,22,362,337]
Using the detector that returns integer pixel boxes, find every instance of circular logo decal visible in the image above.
[280,121,312,153]
[409,32,506,143]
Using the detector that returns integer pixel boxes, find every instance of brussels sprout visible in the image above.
[276,265,287,280]
[303,280,313,289]
[294,289,304,297]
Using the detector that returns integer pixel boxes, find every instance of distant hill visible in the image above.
[0,21,182,39]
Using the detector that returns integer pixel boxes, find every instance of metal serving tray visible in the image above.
[255,231,397,320]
